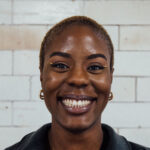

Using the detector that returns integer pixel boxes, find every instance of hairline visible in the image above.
[39,16,114,72]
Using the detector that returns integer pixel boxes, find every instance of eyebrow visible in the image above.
[49,52,71,58]
[87,54,107,60]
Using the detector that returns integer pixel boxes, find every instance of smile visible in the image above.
[58,94,97,114]
[62,99,91,108]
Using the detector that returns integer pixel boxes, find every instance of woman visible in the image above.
[6,16,149,150]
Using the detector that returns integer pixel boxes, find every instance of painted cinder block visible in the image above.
[14,50,40,75]
[114,51,150,76]
[31,76,41,101]
[13,1,84,24]
[104,26,118,50]
[120,26,150,50]
[119,128,150,147]
[84,1,150,25]
[0,51,12,75]
[0,25,48,50]
[137,78,150,102]
[0,102,11,125]
[102,103,150,128]
[13,101,51,126]
[0,0,11,24]
[111,77,135,102]
[0,76,30,100]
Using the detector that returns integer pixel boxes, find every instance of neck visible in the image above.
[48,121,103,150]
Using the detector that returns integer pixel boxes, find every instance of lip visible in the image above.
[57,94,97,101]
[57,94,97,115]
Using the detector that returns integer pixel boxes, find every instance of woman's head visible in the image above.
[39,16,114,72]
[40,16,114,132]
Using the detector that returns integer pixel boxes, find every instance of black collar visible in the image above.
[16,123,131,150]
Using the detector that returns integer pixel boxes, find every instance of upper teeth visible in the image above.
[62,99,91,107]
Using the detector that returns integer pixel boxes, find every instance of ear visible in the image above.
[110,68,114,84]
[40,71,44,89]
[40,73,43,82]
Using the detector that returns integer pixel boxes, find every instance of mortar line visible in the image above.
[11,0,14,24]
[118,25,120,51]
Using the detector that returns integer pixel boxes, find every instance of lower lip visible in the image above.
[60,101,94,115]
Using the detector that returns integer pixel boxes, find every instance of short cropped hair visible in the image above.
[39,16,114,72]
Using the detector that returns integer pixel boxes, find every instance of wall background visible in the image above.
[0,0,150,149]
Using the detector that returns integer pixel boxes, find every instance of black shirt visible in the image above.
[5,123,150,150]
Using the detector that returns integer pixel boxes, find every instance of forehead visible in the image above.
[46,24,110,57]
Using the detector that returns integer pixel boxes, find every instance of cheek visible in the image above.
[91,74,112,94]
[42,72,66,92]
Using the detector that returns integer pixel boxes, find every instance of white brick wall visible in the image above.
[112,77,135,102]
[120,26,150,51]
[0,0,150,149]
[0,126,38,149]
[13,101,51,126]
[102,103,150,128]
[114,52,150,76]
[104,26,119,50]
[137,78,150,101]
[84,1,150,25]
[14,51,40,75]
[0,51,12,75]
[0,0,11,24]
[31,76,41,101]
[119,128,150,147]
[13,1,84,24]
[0,76,30,100]
[0,102,12,126]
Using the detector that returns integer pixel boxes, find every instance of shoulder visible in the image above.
[128,141,150,150]
[5,132,34,150]
[5,123,51,150]
[102,124,150,150]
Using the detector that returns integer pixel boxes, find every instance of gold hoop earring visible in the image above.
[108,92,113,101]
[39,89,44,100]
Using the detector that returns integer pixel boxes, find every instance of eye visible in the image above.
[87,64,107,74]
[50,62,70,72]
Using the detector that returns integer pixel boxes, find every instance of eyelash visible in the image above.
[50,62,107,73]
[50,62,69,72]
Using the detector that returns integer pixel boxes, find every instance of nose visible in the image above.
[67,66,89,88]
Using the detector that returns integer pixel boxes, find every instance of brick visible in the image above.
[84,1,150,25]
[0,102,11,125]
[0,0,11,24]
[114,52,150,76]
[104,26,118,50]
[14,51,40,75]
[13,1,84,24]
[0,76,30,100]
[0,25,48,50]
[102,103,150,128]
[137,78,150,101]
[111,77,135,102]
[120,26,150,51]
[31,76,41,100]
[0,51,12,75]
[0,126,38,149]
[119,128,150,147]
[13,101,51,126]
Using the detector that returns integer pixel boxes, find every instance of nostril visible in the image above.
[68,82,88,88]
[67,69,89,88]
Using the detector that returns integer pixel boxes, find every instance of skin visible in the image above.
[40,24,113,150]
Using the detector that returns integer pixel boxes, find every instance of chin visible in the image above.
[55,116,100,133]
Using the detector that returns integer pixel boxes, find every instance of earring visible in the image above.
[108,92,113,101]
[39,89,44,100]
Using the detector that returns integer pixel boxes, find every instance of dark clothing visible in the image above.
[5,123,150,150]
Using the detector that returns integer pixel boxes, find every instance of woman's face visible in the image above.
[41,25,113,131]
